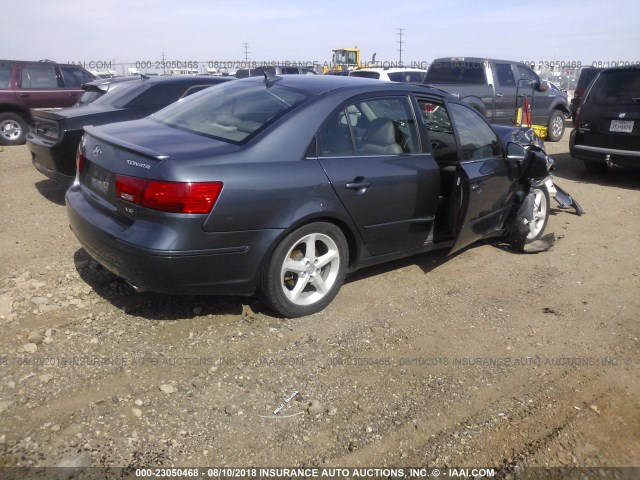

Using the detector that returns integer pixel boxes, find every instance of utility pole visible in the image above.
[242,43,250,62]
[397,28,405,65]
[161,51,166,75]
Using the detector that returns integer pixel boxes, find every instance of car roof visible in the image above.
[238,74,446,97]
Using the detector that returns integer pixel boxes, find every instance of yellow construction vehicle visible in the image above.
[323,47,374,74]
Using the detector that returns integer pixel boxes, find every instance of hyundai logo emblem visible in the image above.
[619,113,626,119]
[93,145,102,157]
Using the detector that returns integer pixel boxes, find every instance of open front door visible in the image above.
[447,103,516,254]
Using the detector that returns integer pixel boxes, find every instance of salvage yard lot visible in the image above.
[0,129,639,470]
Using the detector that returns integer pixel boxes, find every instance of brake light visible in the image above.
[574,88,584,99]
[76,152,86,173]
[115,175,223,214]
[574,106,582,127]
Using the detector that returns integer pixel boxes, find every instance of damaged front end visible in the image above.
[498,126,584,252]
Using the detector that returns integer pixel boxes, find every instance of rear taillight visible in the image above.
[574,88,584,99]
[76,152,86,173]
[574,106,582,127]
[115,175,223,214]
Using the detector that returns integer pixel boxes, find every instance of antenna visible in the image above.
[397,28,405,65]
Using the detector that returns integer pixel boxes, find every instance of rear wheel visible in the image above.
[262,222,348,318]
[525,185,550,243]
[0,112,28,146]
[546,110,565,142]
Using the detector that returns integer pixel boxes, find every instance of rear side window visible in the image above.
[586,71,640,106]
[19,64,59,89]
[495,63,516,86]
[0,62,11,88]
[318,96,420,157]
[425,62,487,85]
[59,66,94,88]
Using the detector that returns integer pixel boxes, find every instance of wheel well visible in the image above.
[256,216,360,293]
[0,106,30,122]
[290,216,359,268]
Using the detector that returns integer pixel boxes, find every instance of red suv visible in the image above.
[0,59,95,145]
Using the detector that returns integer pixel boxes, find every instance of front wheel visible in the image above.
[262,222,348,318]
[0,113,28,146]
[546,110,565,142]
[525,185,550,243]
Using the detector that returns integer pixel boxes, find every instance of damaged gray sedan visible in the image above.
[67,76,581,318]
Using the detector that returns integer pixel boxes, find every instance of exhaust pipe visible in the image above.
[126,280,145,292]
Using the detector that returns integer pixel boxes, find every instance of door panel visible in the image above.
[317,96,440,256]
[447,102,515,253]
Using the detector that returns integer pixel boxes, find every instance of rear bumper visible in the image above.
[570,130,640,168]
[27,130,82,186]
[66,186,285,296]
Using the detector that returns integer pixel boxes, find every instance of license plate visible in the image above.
[610,120,634,133]
[87,164,112,197]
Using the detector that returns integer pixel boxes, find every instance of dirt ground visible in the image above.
[0,124,639,478]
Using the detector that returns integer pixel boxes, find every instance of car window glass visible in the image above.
[0,62,11,88]
[425,62,486,85]
[59,66,94,88]
[318,96,420,157]
[283,67,299,74]
[448,103,500,161]
[349,71,380,80]
[587,71,640,105]
[495,63,516,87]
[19,64,58,89]
[418,99,458,165]
[125,82,201,108]
[516,65,539,85]
[151,81,310,145]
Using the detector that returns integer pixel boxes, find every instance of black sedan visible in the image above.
[28,75,232,186]
[67,75,554,317]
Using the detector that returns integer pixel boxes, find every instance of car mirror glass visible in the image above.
[506,142,526,164]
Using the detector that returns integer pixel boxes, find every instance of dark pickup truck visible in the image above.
[424,57,570,141]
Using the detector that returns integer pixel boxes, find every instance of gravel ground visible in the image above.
[0,126,639,477]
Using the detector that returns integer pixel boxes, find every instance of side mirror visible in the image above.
[506,142,526,165]
[536,80,549,92]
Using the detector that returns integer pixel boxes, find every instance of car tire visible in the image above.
[262,222,348,318]
[0,112,28,146]
[525,185,550,243]
[546,110,565,142]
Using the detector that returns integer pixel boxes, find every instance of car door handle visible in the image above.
[18,92,30,97]
[472,184,483,194]
[346,180,371,191]
[496,93,503,97]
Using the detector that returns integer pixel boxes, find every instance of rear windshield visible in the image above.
[150,80,310,144]
[425,61,487,85]
[585,71,640,106]
[388,71,426,83]
[350,71,380,80]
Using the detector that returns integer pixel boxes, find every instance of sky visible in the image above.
[2,0,639,72]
